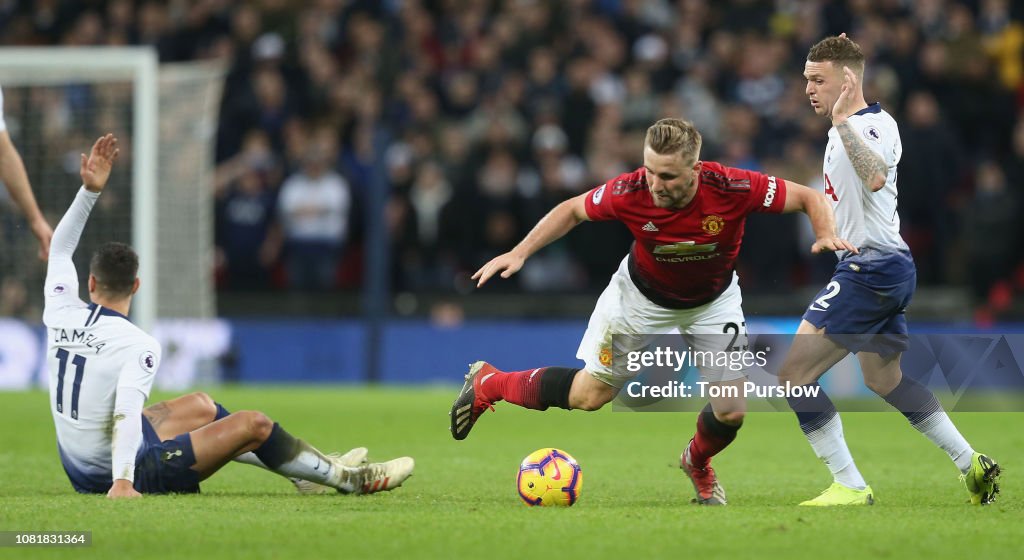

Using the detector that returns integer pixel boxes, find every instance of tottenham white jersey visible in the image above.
[43,188,159,489]
[823,103,908,257]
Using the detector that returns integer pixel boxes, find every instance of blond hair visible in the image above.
[644,118,702,163]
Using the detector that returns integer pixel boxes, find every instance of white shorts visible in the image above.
[576,256,749,388]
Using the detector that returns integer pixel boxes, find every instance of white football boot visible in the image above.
[351,457,416,495]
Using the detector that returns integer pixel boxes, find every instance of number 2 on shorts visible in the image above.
[811,281,841,311]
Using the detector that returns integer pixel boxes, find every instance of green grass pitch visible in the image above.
[1,386,1019,559]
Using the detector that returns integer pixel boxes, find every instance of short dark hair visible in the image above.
[90,242,138,298]
[807,35,865,74]
[644,118,702,163]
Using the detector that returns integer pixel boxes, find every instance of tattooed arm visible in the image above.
[834,121,888,192]
[830,65,888,192]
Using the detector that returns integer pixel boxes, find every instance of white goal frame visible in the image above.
[0,47,158,331]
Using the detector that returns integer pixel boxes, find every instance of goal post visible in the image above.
[0,47,224,329]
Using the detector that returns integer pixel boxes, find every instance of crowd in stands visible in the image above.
[1,0,1023,320]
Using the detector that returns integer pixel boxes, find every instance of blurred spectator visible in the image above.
[675,60,724,147]
[732,37,786,118]
[409,161,452,254]
[271,131,351,291]
[898,90,964,283]
[214,130,281,291]
[1005,118,1024,268]
[395,160,460,290]
[0,277,36,319]
[965,161,1017,301]
[622,67,658,130]
[980,0,1024,91]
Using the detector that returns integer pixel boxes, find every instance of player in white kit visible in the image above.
[778,34,1000,506]
[46,134,413,498]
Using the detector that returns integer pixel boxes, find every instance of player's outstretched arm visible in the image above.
[0,130,52,260]
[472,192,590,287]
[81,133,120,193]
[47,134,121,264]
[44,135,120,315]
[782,181,858,254]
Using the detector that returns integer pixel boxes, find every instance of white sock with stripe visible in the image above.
[253,423,360,492]
[787,383,867,490]
[805,412,867,490]
[882,376,974,473]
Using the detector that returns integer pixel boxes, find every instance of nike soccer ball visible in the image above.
[516,448,583,506]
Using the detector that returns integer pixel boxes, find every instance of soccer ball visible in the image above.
[516,448,583,506]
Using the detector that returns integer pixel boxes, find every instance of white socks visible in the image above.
[804,412,867,490]
[910,411,974,473]
[241,445,358,491]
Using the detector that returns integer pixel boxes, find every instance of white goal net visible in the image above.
[0,48,224,328]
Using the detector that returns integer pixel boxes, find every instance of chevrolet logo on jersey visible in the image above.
[652,241,720,262]
[652,241,718,255]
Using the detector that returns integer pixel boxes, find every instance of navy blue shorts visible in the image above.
[802,248,916,355]
[133,416,201,494]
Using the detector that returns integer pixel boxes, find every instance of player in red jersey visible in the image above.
[450,118,855,505]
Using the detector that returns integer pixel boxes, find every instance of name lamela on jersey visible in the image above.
[651,241,720,263]
[52,328,107,353]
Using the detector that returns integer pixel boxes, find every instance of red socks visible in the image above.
[687,404,741,468]
[482,367,546,410]
[479,366,579,411]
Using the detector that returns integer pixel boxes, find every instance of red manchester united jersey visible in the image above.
[584,162,787,308]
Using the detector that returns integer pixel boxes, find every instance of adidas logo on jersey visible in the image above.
[642,222,659,232]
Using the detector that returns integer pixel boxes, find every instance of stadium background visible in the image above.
[1,0,1023,381]
[0,3,1021,559]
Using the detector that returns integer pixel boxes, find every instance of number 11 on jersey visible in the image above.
[55,349,87,420]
